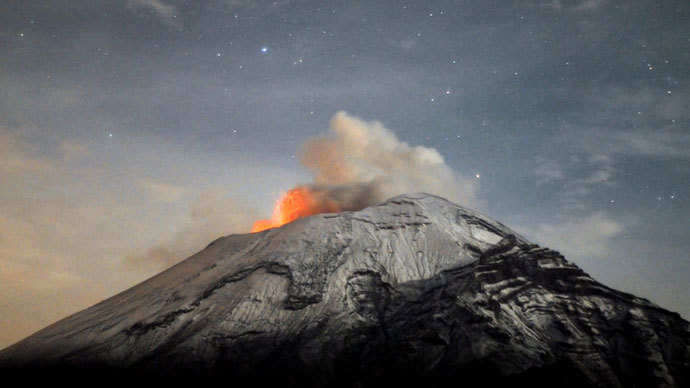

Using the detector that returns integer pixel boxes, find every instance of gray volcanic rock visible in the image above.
[1,193,689,387]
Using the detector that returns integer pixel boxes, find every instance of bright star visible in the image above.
[261,46,268,53]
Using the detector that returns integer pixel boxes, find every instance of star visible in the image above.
[261,46,268,53]
[475,173,481,178]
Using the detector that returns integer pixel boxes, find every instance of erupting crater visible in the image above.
[251,187,338,232]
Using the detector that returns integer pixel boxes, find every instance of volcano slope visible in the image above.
[1,193,688,387]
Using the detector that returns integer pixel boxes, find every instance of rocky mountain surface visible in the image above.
[1,193,689,387]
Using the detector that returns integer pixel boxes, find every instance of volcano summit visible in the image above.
[1,193,688,387]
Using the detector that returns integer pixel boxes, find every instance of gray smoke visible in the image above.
[294,111,479,212]
[128,111,479,271]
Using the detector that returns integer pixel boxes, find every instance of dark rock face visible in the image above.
[1,193,688,387]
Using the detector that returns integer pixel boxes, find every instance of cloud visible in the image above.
[534,157,565,183]
[573,154,615,185]
[387,38,418,53]
[588,85,690,123]
[59,140,90,161]
[0,127,56,175]
[0,189,121,349]
[570,0,608,12]
[0,230,84,350]
[137,177,190,203]
[124,190,258,271]
[130,111,479,267]
[525,212,623,259]
[0,128,180,348]
[532,0,609,12]
[561,127,690,159]
[297,111,480,209]
[127,0,176,19]
[212,0,296,13]
[0,111,479,346]
[557,84,690,159]
[534,153,615,210]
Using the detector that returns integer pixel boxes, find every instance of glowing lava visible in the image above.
[251,188,323,232]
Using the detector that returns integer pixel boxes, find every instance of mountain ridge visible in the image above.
[1,193,688,387]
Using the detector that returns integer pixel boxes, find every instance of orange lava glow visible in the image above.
[251,188,323,232]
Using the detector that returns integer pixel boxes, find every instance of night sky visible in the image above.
[1,0,688,349]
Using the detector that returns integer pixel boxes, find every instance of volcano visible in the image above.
[1,193,688,387]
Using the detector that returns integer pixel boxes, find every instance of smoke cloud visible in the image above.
[293,111,479,212]
[125,190,257,271]
[130,111,479,269]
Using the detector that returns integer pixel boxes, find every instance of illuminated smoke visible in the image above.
[251,111,478,231]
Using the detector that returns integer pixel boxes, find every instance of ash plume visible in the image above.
[129,111,479,268]
[292,111,479,213]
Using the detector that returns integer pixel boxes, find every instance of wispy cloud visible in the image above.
[59,140,90,162]
[528,0,610,13]
[570,0,608,12]
[137,177,190,203]
[573,154,615,185]
[127,0,176,19]
[534,156,565,183]
[556,83,689,159]
[0,125,192,348]
[124,189,257,271]
[534,153,616,210]
[523,212,623,259]
[0,127,58,175]
[561,127,690,159]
